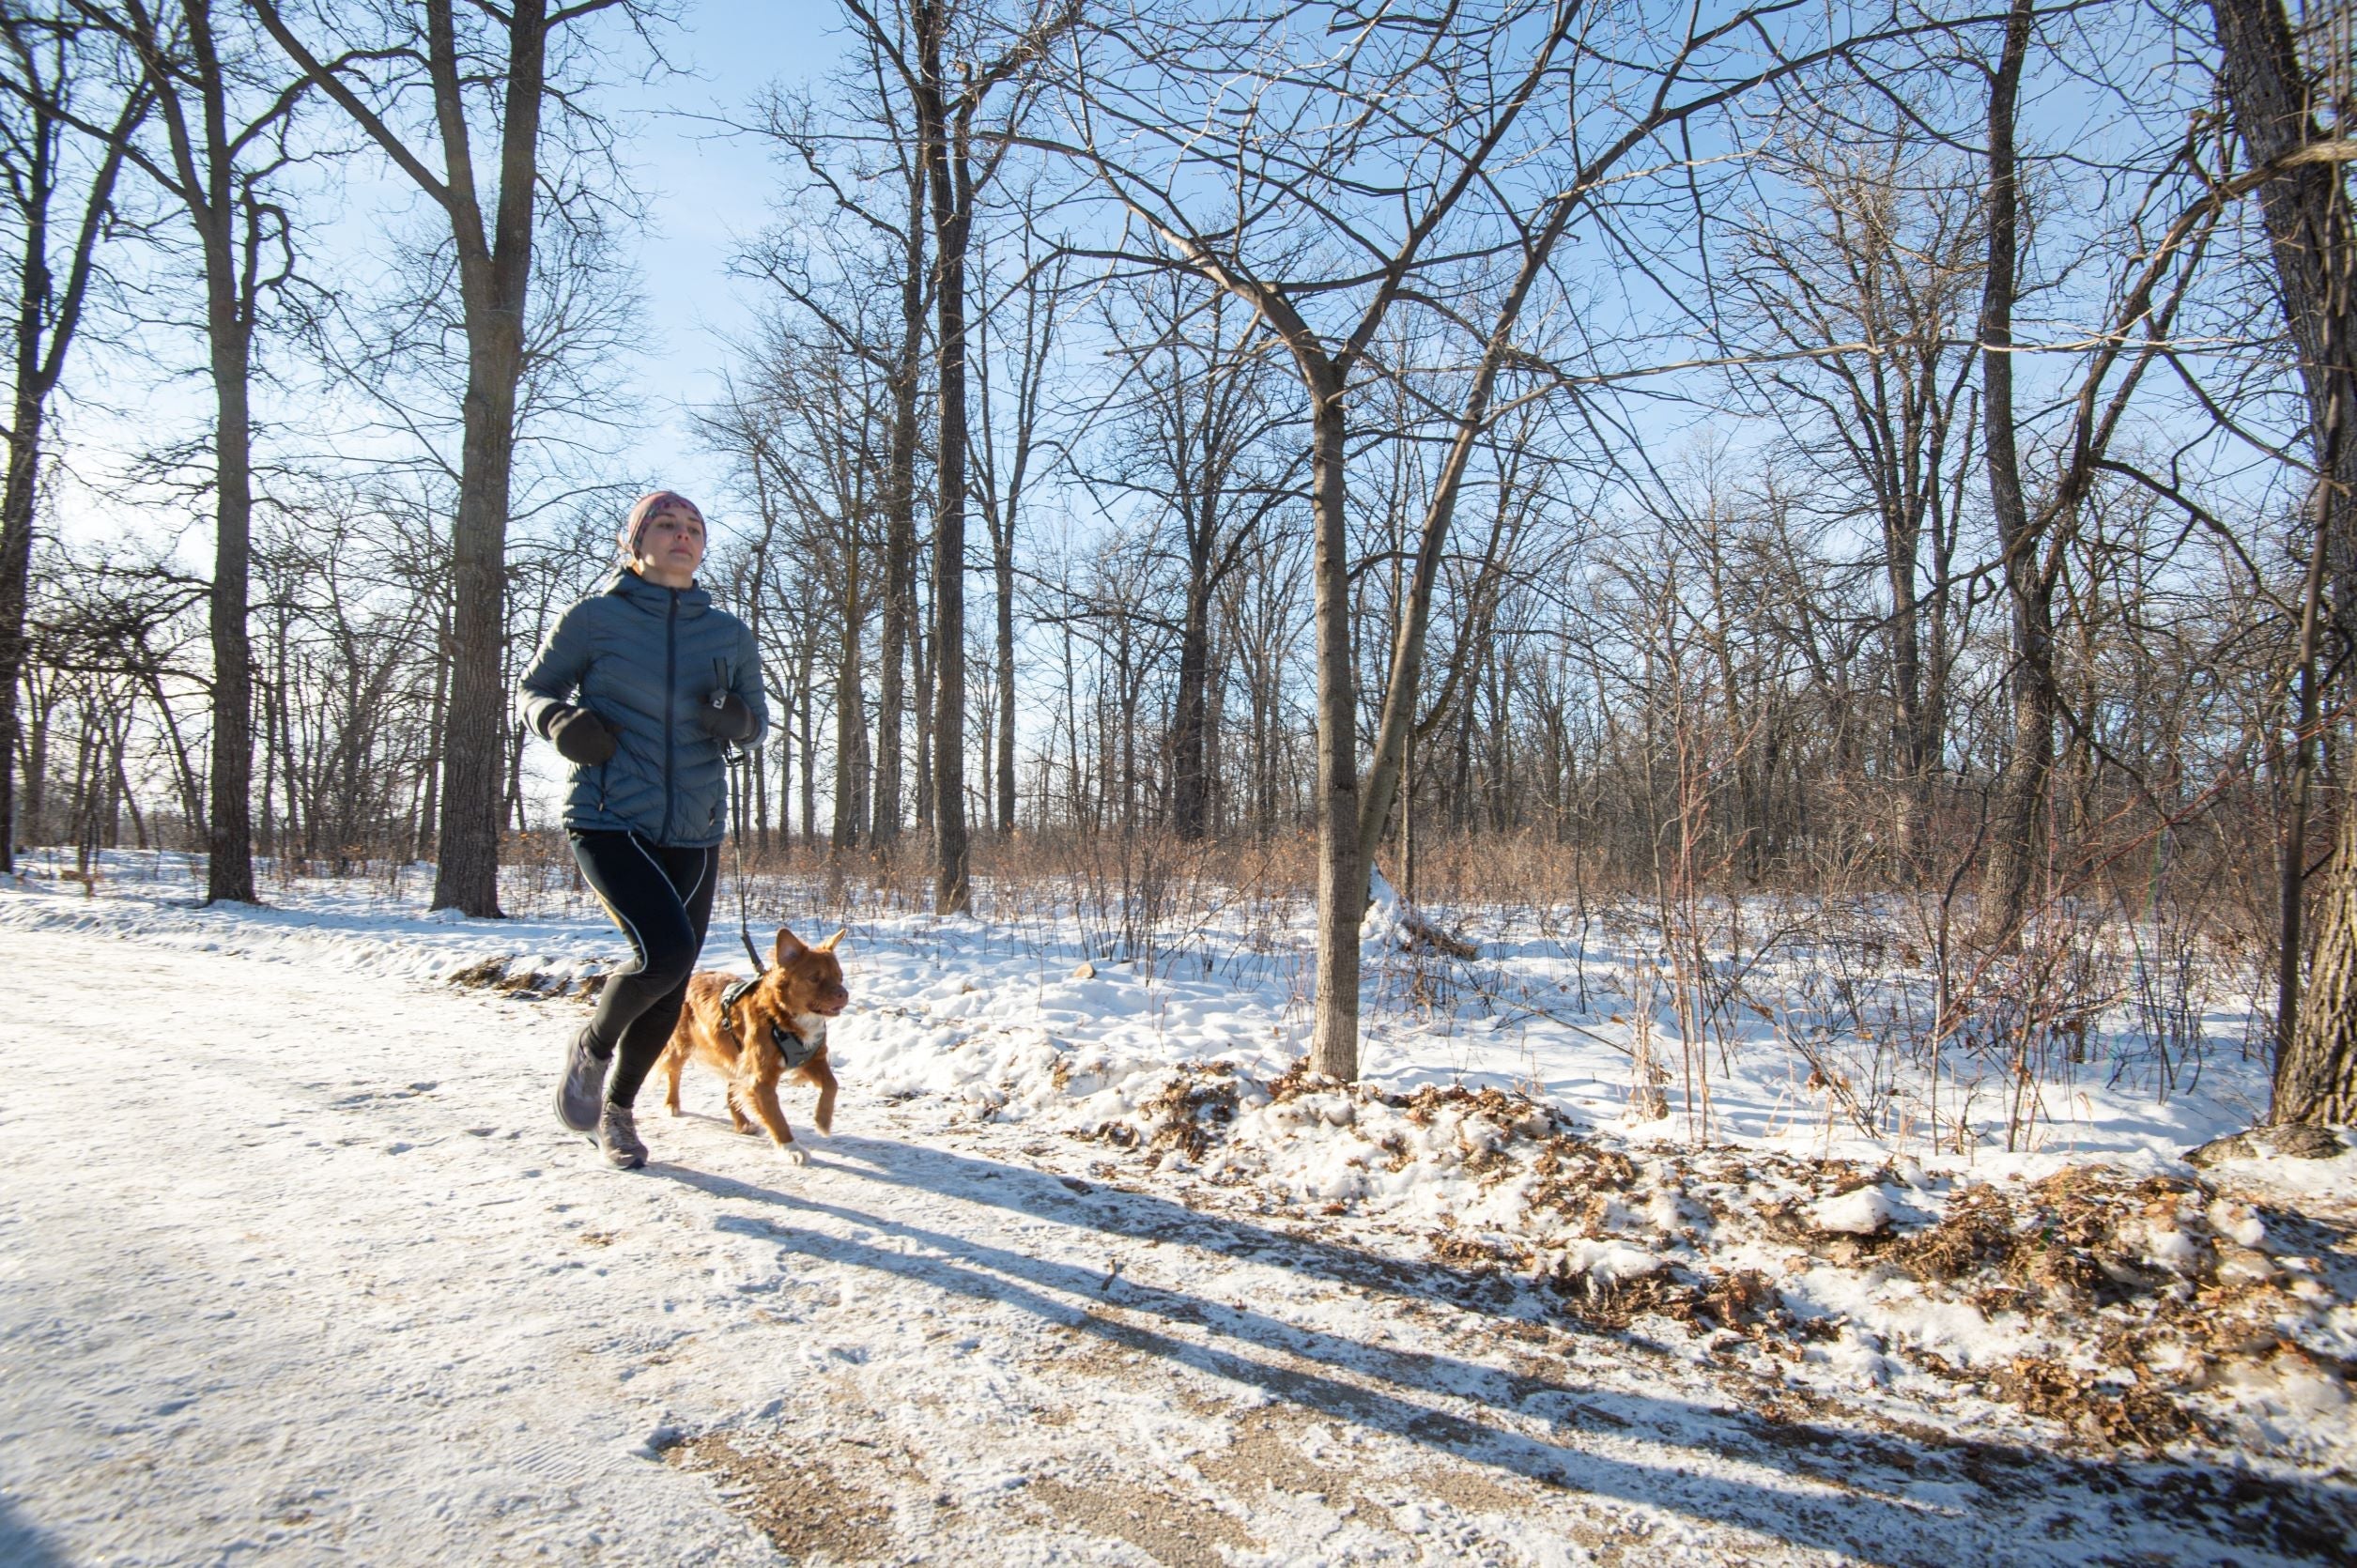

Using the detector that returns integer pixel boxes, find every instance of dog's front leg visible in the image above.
[798,1050,839,1136]
[740,1058,802,1165]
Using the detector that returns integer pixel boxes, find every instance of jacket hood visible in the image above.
[605,565,714,618]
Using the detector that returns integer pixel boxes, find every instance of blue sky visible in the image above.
[42,0,857,561]
[596,0,848,530]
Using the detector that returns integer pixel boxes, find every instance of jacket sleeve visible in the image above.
[516,601,594,743]
[732,623,770,751]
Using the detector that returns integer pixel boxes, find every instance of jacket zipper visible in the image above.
[661,589,678,842]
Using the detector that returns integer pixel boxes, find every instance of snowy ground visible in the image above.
[4,853,2354,1564]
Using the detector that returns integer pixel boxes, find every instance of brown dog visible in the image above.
[658,925,848,1164]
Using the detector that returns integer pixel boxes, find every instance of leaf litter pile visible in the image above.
[1059,1061,2356,1468]
[442,945,2355,1470]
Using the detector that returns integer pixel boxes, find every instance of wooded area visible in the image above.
[8,0,2357,1123]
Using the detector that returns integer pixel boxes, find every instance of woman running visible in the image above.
[516,490,767,1168]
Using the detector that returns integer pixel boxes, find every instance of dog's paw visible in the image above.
[777,1145,807,1167]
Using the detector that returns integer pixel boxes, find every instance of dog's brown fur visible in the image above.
[658,925,848,1164]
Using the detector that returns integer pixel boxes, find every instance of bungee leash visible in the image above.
[716,654,766,976]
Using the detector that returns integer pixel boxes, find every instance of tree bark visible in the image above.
[2209,0,2357,1122]
[994,496,1016,835]
[2280,802,2357,1123]
[254,0,562,916]
[1170,562,1212,838]
[915,0,969,913]
[872,161,923,848]
[1974,0,2046,947]
[0,17,143,872]
[0,384,39,864]
[798,635,817,843]
[201,269,255,904]
[1307,382,1360,1079]
[833,544,868,847]
[426,0,545,916]
[141,0,271,907]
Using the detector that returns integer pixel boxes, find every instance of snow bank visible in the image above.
[9,852,2353,1467]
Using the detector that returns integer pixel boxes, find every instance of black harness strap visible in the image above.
[714,976,821,1073]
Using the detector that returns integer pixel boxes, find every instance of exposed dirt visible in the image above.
[669,1436,900,1564]
[1023,1473,1257,1567]
[1195,1406,1379,1517]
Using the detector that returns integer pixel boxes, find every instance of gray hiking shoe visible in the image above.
[598,1100,648,1170]
[556,1027,609,1134]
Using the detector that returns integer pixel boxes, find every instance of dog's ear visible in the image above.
[816,927,846,953]
[773,927,807,966]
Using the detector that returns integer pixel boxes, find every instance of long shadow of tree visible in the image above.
[657,1134,2355,1565]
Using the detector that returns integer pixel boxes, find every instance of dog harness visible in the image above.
[716,976,822,1072]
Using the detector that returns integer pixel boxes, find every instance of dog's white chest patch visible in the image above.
[792,1014,828,1051]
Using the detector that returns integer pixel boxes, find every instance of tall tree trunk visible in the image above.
[1308,383,1361,1079]
[1974,0,2046,947]
[2281,801,2357,1122]
[914,579,933,829]
[417,588,449,859]
[1353,193,1585,880]
[994,505,1016,836]
[2211,0,2357,1122]
[1,392,42,868]
[427,0,546,916]
[873,168,923,848]
[755,736,770,855]
[1170,561,1212,838]
[0,22,143,873]
[1885,500,1929,869]
[179,5,260,906]
[799,635,817,845]
[917,3,970,914]
[833,559,866,848]
[204,318,254,905]
[255,0,564,914]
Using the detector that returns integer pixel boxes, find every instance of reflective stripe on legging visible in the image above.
[570,830,718,1107]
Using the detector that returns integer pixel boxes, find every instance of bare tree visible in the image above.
[734,67,930,851]
[1079,271,1295,838]
[1040,0,1947,1075]
[253,0,643,916]
[76,0,320,904]
[1719,114,1981,870]
[1973,0,2221,945]
[971,211,1065,838]
[843,0,1073,913]
[0,1,146,870]
[2209,0,2357,1123]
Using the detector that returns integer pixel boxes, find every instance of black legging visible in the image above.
[571,831,719,1108]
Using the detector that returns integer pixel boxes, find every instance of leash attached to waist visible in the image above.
[722,721,764,975]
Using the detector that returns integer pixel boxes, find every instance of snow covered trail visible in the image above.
[3,925,2346,1565]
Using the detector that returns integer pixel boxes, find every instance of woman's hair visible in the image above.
[621,489,704,558]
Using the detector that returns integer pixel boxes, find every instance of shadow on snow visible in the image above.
[654,1134,2356,1566]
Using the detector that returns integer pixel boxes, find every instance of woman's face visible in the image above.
[633,505,706,588]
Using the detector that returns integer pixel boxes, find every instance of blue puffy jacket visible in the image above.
[515,567,769,846]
